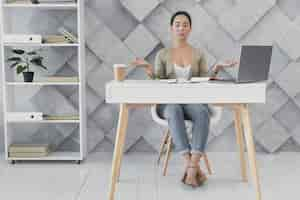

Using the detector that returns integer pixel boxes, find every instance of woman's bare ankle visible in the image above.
[190,152,202,164]
[182,152,191,168]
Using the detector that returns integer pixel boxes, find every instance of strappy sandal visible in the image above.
[182,166,199,188]
[181,165,188,184]
[195,166,207,186]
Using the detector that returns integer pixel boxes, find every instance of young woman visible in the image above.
[131,11,237,187]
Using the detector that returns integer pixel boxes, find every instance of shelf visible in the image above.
[7,119,80,123]
[6,82,80,86]
[8,151,81,160]
[3,42,79,47]
[1,0,87,162]
[3,3,78,9]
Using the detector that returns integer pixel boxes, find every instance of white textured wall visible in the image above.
[1,0,300,154]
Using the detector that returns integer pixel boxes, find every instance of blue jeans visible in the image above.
[157,104,210,155]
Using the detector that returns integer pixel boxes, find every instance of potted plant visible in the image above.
[6,48,47,82]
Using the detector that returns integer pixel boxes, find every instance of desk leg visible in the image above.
[240,104,262,200]
[234,107,248,182]
[108,104,129,200]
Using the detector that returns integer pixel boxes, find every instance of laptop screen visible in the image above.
[237,45,273,83]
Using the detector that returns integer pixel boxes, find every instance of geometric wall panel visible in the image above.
[277,0,300,20]
[291,124,300,146]
[144,5,172,47]
[1,0,300,153]
[124,24,160,58]
[120,0,160,21]
[201,0,235,19]
[273,100,300,133]
[269,44,290,79]
[276,21,300,60]
[218,0,276,41]
[255,118,290,153]
[276,62,300,98]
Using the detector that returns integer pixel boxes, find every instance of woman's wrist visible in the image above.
[211,64,220,77]
[145,64,155,79]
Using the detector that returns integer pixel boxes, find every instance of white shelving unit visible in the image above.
[3,2,77,9]
[6,82,80,85]
[3,43,80,46]
[0,0,86,163]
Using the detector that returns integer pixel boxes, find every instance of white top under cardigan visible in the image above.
[174,63,192,80]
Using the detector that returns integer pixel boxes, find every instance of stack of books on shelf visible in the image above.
[43,114,79,120]
[7,112,79,121]
[6,0,33,4]
[9,143,51,157]
[39,76,79,82]
[3,30,76,45]
[37,0,76,3]
[42,35,72,44]
[6,0,76,4]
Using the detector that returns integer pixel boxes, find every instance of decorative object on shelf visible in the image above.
[4,34,42,44]
[6,48,48,82]
[9,143,51,157]
[58,27,78,43]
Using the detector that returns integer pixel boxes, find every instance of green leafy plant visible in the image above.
[6,48,47,74]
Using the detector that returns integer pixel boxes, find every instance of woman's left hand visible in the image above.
[220,60,239,68]
[212,59,239,72]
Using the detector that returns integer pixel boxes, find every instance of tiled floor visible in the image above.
[0,152,299,200]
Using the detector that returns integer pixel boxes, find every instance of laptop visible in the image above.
[209,45,273,83]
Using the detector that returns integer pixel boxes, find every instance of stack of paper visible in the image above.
[159,77,210,84]
[9,143,51,157]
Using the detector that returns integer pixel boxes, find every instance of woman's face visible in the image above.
[171,14,191,40]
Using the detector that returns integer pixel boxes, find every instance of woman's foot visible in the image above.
[182,165,199,187]
[181,164,207,187]
[181,152,191,184]
[195,165,207,186]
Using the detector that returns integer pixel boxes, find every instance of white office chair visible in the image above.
[151,104,223,176]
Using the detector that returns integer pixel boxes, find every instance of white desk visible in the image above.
[106,80,265,103]
[105,79,266,200]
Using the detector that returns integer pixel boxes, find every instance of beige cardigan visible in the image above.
[153,47,209,79]
[153,47,219,117]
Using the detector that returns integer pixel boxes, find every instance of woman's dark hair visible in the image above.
[170,11,192,27]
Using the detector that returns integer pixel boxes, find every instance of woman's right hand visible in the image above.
[130,58,154,78]
[130,57,149,67]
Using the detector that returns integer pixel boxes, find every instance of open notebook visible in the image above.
[159,77,210,84]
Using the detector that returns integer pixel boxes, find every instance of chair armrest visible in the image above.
[208,105,223,125]
[150,104,168,126]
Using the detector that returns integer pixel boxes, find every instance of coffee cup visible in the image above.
[113,64,127,81]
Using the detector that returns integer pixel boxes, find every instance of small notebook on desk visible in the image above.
[159,77,210,84]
